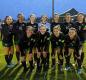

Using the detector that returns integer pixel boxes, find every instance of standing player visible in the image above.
[1,16,14,68]
[50,13,62,32]
[27,14,38,64]
[74,13,85,67]
[62,13,74,34]
[50,25,64,71]
[19,26,35,72]
[38,15,50,33]
[13,13,26,64]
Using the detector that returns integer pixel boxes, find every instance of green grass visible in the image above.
[0,41,86,80]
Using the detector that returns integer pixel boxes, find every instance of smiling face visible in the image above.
[53,26,61,37]
[77,14,84,23]
[41,15,48,23]
[85,17,86,23]
[39,25,47,35]
[26,26,33,37]
[68,29,76,39]
[53,14,59,22]
[30,14,36,23]
[5,16,13,25]
[18,14,24,23]
[65,14,71,23]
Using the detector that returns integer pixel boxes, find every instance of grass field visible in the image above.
[0,41,86,80]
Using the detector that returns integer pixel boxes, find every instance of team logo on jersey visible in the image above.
[47,38,50,40]
[59,39,61,42]
[19,27,23,30]
[56,42,58,45]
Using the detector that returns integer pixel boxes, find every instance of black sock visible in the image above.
[29,60,33,67]
[81,52,84,65]
[52,58,55,65]
[9,54,13,64]
[47,53,49,64]
[5,55,10,65]
[43,57,46,65]
[22,61,27,69]
[37,58,40,66]
[16,52,20,62]
[34,53,37,62]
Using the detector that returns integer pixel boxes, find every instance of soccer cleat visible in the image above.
[77,69,83,74]
[7,64,14,68]
[64,66,71,71]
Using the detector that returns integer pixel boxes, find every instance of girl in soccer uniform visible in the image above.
[1,16,14,68]
[50,13,63,63]
[50,25,64,71]
[13,13,26,64]
[51,13,62,32]
[62,13,74,34]
[75,13,85,42]
[64,28,83,74]
[36,24,50,70]
[83,16,86,41]
[27,14,38,33]
[74,13,85,67]
[38,15,50,33]
[19,26,35,72]
[27,14,38,64]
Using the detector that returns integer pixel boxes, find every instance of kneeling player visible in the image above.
[50,25,64,71]
[19,26,35,72]
[64,28,84,74]
[36,24,50,70]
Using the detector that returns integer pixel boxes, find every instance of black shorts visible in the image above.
[79,31,86,43]
[51,46,63,56]
[2,41,13,47]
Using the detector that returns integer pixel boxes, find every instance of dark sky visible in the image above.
[0,0,86,19]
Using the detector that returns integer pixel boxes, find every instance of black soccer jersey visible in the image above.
[1,23,13,43]
[74,22,85,42]
[50,33,64,48]
[13,21,26,44]
[27,22,38,33]
[36,32,50,52]
[50,22,62,32]
[64,35,81,49]
[62,22,74,34]
[19,34,36,51]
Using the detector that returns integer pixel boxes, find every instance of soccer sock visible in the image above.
[5,55,10,65]
[52,58,55,65]
[37,58,40,67]
[22,61,27,69]
[81,52,84,65]
[47,53,49,64]
[34,53,37,62]
[16,52,20,62]
[29,60,33,67]
[9,54,13,64]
